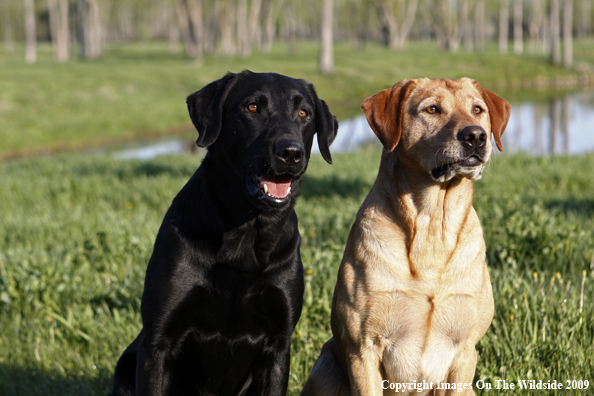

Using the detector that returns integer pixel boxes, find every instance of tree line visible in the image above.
[2,0,593,70]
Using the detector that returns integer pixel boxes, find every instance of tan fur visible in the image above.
[302,78,510,396]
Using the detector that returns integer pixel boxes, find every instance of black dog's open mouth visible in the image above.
[246,173,295,203]
[431,155,482,179]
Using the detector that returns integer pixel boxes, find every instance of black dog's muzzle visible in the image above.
[245,140,307,206]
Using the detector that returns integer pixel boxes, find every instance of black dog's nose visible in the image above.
[275,141,305,165]
[458,126,487,147]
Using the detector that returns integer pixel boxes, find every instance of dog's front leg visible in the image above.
[346,343,384,396]
[439,344,478,396]
[245,338,292,396]
[135,333,170,396]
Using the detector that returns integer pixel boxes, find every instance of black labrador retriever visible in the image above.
[111,70,338,396]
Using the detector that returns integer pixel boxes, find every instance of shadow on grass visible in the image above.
[0,364,112,396]
[301,174,372,200]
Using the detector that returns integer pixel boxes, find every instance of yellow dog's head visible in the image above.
[362,78,511,182]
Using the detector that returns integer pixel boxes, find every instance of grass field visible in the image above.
[2,40,594,159]
[0,148,592,395]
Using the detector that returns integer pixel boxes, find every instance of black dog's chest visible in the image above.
[164,268,289,393]
[183,267,289,341]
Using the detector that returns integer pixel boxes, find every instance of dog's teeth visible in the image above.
[263,184,268,194]
[287,187,291,194]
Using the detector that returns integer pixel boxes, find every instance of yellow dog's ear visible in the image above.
[475,83,511,152]
[361,79,415,153]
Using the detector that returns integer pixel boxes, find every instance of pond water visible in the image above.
[113,139,189,160]
[113,90,594,160]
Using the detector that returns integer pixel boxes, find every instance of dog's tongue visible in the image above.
[261,176,292,198]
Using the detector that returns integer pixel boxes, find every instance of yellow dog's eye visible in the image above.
[298,109,308,119]
[426,105,438,114]
[473,106,483,114]
[248,103,258,113]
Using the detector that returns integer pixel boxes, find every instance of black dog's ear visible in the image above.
[309,85,338,164]
[186,73,235,148]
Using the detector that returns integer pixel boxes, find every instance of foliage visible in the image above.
[0,148,592,395]
[1,41,594,159]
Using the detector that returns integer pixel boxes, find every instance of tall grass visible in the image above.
[0,148,592,395]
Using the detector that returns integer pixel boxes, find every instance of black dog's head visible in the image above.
[187,70,338,210]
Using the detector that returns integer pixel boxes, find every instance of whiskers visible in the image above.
[434,146,449,169]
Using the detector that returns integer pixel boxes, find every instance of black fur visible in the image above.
[110,70,338,396]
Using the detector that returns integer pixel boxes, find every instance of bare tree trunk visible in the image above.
[398,0,418,49]
[562,0,573,68]
[77,0,86,58]
[24,0,37,64]
[513,0,522,54]
[174,0,203,58]
[528,0,543,54]
[175,0,194,56]
[86,0,102,58]
[3,2,16,53]
[283,3,297,55]
[400,0,419,48]
[78,0,103,59]
[188,0,204,57]
[319,0,334,74]
[48,0,70,61]
[287,16,295,55]
[461,0,472,52]
[48,0,58,49]
[378,0,418,50]
[379,1,398,49]
[576,0,591,37]
[550,0,561,65]
[218,0,237,55]
[58,0,69,59]
[474,0,484,51]
[248,0,264,49]
[434,0,469,52]
[540,8,550,54]
[357,1,374,48]
[262,0,276,53]
[237,0,250,57]
[433,0,447,50]
[499,0,508,53]
[202,3,216,55]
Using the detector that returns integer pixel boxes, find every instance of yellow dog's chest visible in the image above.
[375,289,479,392]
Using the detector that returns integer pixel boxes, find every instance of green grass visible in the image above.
[0,149,592,395]
[2,40,594,158]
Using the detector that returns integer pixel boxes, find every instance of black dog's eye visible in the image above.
[426,105,439,114]
[298,109,308,119]
[473,105,483,114]
[247,103,258,113]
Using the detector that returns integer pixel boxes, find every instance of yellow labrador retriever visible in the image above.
[302,78,510,396]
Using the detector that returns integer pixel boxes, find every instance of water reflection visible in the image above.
[113,139,190,160]
[502,92,594,155]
